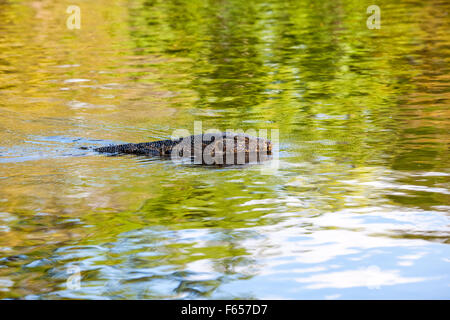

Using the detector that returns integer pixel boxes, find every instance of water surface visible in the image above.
[0,0,449,299]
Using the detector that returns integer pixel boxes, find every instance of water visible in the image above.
[0,0,449,299]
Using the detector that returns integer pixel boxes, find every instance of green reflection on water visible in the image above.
[0,0,448,299]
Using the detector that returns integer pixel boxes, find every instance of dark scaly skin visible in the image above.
[94,132,272,164]
[94,139,178,156]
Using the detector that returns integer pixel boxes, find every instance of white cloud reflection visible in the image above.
[295,267,426,289]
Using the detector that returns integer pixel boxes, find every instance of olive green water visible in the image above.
[0,0,449,299]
